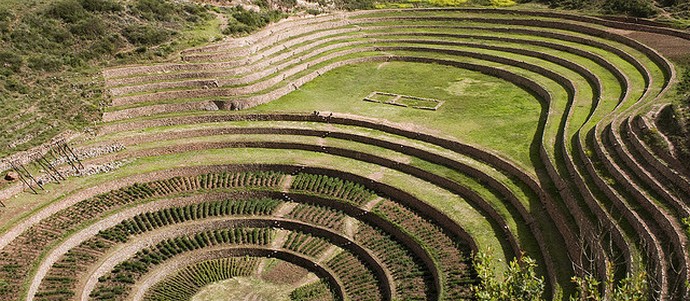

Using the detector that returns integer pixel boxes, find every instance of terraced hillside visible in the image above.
[1,6,690,301]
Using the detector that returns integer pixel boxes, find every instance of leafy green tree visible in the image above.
[473,251,545,301]
[570,263,648,301]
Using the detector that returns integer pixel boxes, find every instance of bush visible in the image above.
[85,34,123,58]
[544,0,593,9]
[491,0,516,6]
[473,251,545,301]
[46,0,89,23]
[69,16,106,38]
[132,0,176,21]
[79,0,123,12]
[335,0,375,10]
[0,8,12,33]
[3,75,28,93]
[0,50,23,73]
[223,6,284,35]
[678,67,690,97]
[603,0,658,17]
[122,25,173,46]
[570,265,648,301]
[428,0,469,6]
[27,54,64,72]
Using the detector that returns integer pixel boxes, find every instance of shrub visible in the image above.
[570,268,648,301]
[0,50,23,73]
[122,25,173,46]
[132,0,176,21]
[491,0,516,6]
[223,6,284,35]
[335,0,375,10]
[27,54,64,72]
[428,0,469,6]
[678,67,690,97]
[0,8,12,33]
[306,8,323,15]
[543,0,592,9]
[603,0,658,17]
[46,0,89,23]
[86,34,123,58]
[0,279,8,294]
[79,0,123,12]
[473,251,545,301]
[69,16,106,38]
[3,75,28,93]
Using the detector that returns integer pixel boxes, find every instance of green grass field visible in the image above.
[251,61,541,168]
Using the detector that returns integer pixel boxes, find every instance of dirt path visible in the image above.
[272,230,290,248]
[315,216,358,265]
[273,202,297,217]
[280,175,294,192]
[362,197,383,211]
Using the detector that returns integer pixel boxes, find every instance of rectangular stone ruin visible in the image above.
[363,91,444,111]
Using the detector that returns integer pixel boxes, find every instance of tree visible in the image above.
[473,251,545,301]
[570,262,648,301]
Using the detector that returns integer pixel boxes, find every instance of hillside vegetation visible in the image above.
[0,0,219,157]
[1,0,689,157]
[525,0,690,26]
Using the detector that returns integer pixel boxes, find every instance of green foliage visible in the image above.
[122,25,173,46]
[335,0,376,10]
[46,0,89,23]
[656,104,690,170]
[132,0,177,21]
[0,279,7,294]
[0,0,212,156]
[682,217,690,237]
[639,126,668,152]
[491,0,516,6]
[26,54,65,72]
[570,269,648,301]
[472,251,545,301]
[678,68,690,99]
[537,0,593,9]
[290,281,334,301]
[602,0,657,18]
[79,0,123,12]
[69,16,107,38]
[223,6,285,35]
[524,0,666,18]
[0,50,22,74]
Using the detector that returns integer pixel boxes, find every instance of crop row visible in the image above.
[291,173,375,205]
[285,203,346,231]
[289,280,337,301]
[282,232,330,258]
[326,249,382,301]
[373,199,473,299]
[99,198,282,242]
[0,171,288,299]
[354,222,430,300]
[35,237,116,301]
[147,171,284,194]
[90,228,274,301]
[143,257,260,301]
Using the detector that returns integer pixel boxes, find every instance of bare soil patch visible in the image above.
[620,31,690,61]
